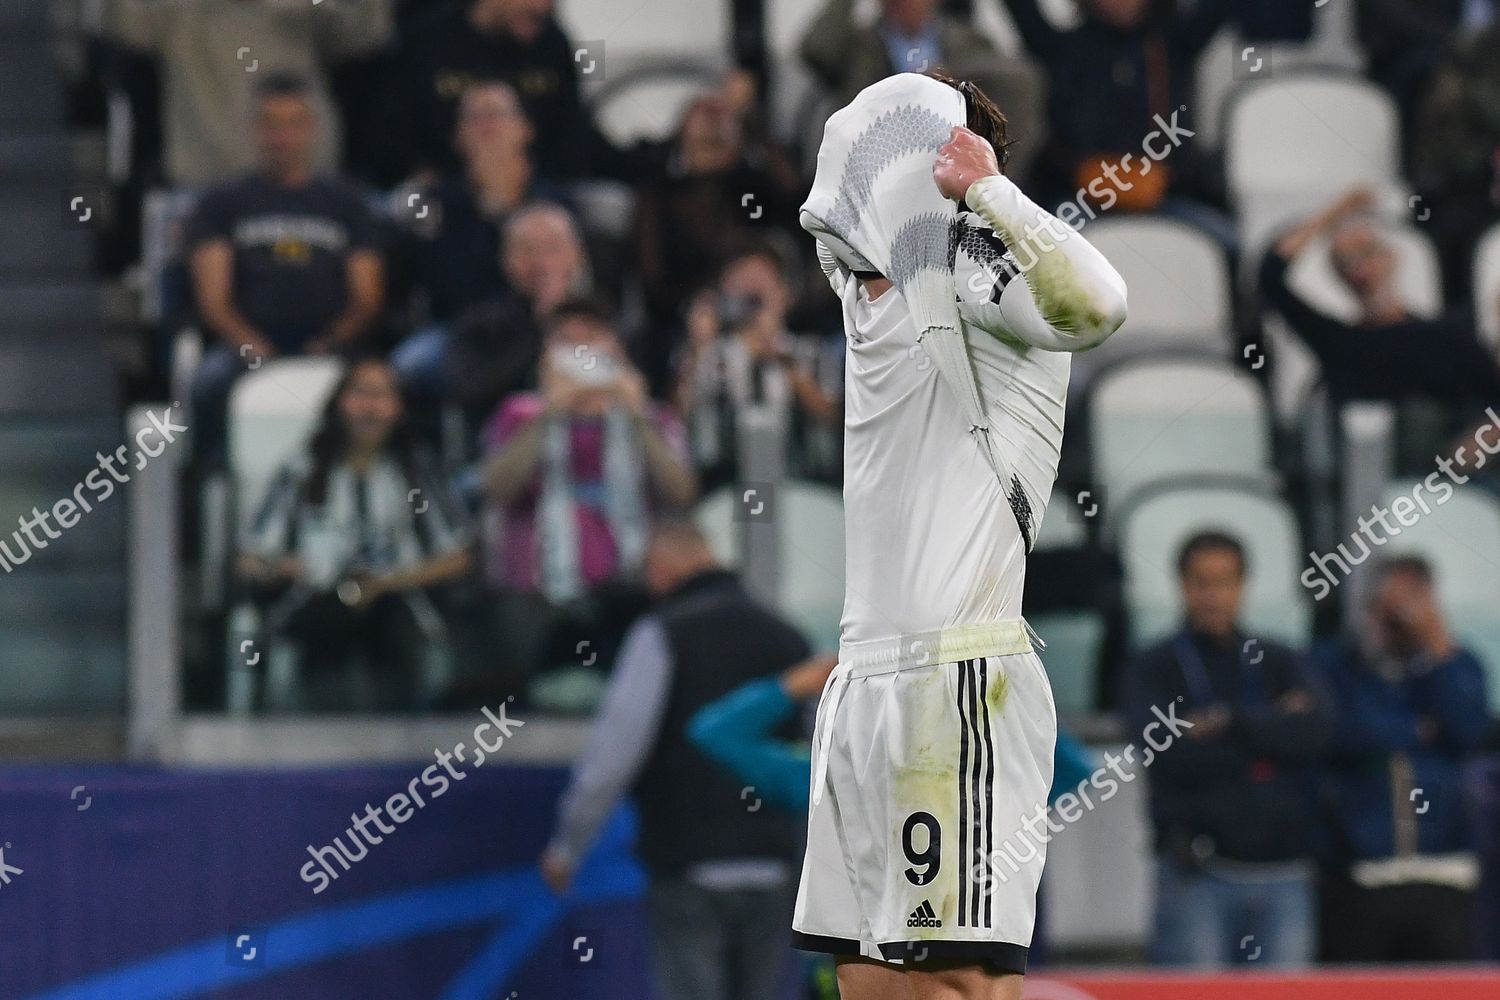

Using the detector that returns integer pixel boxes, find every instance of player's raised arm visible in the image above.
[935,126,1127,352]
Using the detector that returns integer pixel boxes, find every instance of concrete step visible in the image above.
[0,342,117,415]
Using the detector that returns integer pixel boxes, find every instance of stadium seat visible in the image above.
[1375,483,1500,712]
[1072,217,1233,386]
[1088,357,1274,513]
[220,359,345,712]
[589,60,725,147]
[1034,487,1091,550]
[227,358,346,530]
[694,480,845,650]
[1474,222,1500,354]
[1029,609,1104,715]
[557,0,730,73]
[1226,74,1405,255]
[1119,479,1312,649]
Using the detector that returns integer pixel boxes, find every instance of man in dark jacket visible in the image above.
[541,518,811,1000]
[1125,531,1329,967]
[1314,555,1491,963]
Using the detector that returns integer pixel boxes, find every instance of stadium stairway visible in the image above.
[0,0,127,731]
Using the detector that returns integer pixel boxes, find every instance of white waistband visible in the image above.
[838,620,1037,674]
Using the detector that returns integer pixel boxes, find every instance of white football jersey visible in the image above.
[835,211,1079,650]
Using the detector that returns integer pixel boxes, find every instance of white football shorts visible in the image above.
[792,621,1056,973]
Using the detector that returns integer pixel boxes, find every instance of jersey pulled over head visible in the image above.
[800,73,966,343]
[801,72,1007,487]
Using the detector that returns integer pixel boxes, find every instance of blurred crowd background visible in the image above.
[6,0,1500,986]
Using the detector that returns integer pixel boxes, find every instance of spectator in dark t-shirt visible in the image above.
[188,73,384,458]
[374,0,613,182]
[1259,187,1500,404]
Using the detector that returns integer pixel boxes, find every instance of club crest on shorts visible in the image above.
[907,899,942,928]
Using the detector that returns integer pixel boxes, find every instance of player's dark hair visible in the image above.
[1177,530,1247,578]
[926,69,1012,173]
[1374,554,1434,586]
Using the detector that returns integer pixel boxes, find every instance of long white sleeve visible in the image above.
[960,174,1127,353]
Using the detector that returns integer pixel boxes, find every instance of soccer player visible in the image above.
[791,72,1126,1000]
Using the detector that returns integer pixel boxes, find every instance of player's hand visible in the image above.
[781,653,839,701]
[933,126,1002,203]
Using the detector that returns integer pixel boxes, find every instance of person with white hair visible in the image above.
[791,71,1126,1000]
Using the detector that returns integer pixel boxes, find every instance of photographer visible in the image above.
[480,299,697,678]
[238,358,473,712]
[674,245,844,492]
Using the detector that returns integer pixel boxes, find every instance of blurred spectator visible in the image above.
[1261,189,1500,406]
[1356,0,1475,135]
[1000,0,1235,241]
[103,0,391,186]
[1314,556,1491,962]
[187,74,385,458]
[675,244,844,492]
[393,203,590,432]
[1125,531,1328,968]
[541,519,809,1000]
[798,0,1048,183]
[401,80,563,324]
[632,82,803,358]
[1412,19,1500,297]
[238,358,473,711]
[479,300,697,675]
[375,0,608,182]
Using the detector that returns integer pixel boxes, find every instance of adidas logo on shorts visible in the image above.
[907,899,942,928]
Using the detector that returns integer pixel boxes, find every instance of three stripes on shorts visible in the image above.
[955,657,996,930]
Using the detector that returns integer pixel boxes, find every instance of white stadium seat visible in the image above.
[1029,609,1104,715]
[1120,481,1311,648]
[227,357,345,534]
[1073,217,1234,387]
[695,480,845,650]
[1226,74,1405,254]
[1473,222,1500,355]
[556,0,730,69]
[589,63,724,147]
[1088,358,1273,511]
[1376,483,1500,712]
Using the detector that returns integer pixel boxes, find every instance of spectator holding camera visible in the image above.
[238,358,472,711]
[675,245,843,491]
[1125,531,1329,968]
[480,300,697,674]
[632,81,802,348]
[187,74,385,458]
[1314,556,1491,962]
